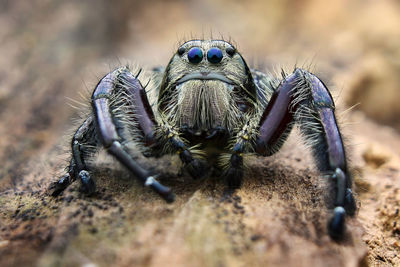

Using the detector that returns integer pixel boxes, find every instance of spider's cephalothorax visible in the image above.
[50,39,357,240]
[158,40,257,137]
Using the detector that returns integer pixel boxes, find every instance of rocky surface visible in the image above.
[1,0,400,266]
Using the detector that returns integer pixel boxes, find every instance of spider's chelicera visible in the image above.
[50,40,356,240]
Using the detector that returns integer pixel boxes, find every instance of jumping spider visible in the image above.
[51,39,356,240]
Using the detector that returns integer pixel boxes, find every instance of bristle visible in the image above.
[218,153,232,170]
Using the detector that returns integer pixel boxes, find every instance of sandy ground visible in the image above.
[0,0,400,266]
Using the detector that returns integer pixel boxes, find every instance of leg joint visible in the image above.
[293,68,335,109]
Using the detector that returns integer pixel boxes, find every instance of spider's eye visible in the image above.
[207,47,223,64]
[187,47,203,64]
[226,47,235,57]
[177,47,185,56]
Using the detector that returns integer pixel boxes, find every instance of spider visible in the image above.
[50,39,356,240]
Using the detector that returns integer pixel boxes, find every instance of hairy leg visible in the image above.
[50,116,98,196]
[220,120,257,188]
[255,68,356,240]
[51,68,175,202]
[220,70,278,188]
[92,68,174,202]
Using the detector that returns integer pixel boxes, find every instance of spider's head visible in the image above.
[158,40,257,132]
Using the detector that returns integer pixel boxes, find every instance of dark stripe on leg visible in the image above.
[256,73,297,155]
[119,71,157,146]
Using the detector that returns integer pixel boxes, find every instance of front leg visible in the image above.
[51,68,175,202]
[220,120,258,188]
[256,69,356,240]
[92,68,175,202]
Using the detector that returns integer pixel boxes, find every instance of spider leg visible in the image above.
[223,146,245,189]
[51,68,174,202]
[255,68,356,240]
[221,70,278,188]
[91,68,175,202]
[50,116,98,196]
[122,68,206,179]
[222,121,257,188]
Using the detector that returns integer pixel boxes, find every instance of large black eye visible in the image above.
[207,47,223,64]
[187,47,203,64]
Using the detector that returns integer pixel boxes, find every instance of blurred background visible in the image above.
[1,0,400,266]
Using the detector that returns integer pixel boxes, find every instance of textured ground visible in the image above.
[1,1,400,266]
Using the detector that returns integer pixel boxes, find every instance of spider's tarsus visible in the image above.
[159,190,175,203]
[79,170,96,195]
[328,206,346,240]
[225,152,244,189]
[49,173,72,197]
[145,177,175,203]
[225,167,244,189]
